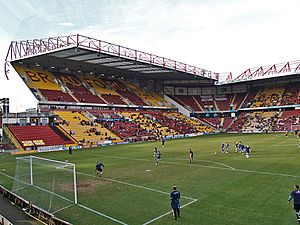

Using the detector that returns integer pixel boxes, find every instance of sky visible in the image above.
[0,0,299,112]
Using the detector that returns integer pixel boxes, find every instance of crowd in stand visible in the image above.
[101,121,151,142]
[92,110,213,142]
[241,112,273,132]
[281,84,300,105]
[272,111,300,132]
[57,111,117,145]
[242,91,281,108]
[227,110,300,133]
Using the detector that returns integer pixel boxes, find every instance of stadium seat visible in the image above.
[55,111,120,145]
[8,125,75,148]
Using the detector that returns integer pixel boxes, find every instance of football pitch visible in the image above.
[0,133,299,225]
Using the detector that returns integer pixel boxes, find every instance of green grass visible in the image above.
[0,133,299,225]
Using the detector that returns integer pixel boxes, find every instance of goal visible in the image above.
[12,156,77,213]
[291,124,300,131]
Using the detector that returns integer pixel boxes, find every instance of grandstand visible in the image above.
[2,34,300,225]
[2,34,300,150]
[0,34,221,152]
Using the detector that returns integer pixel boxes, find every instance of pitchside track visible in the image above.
[0,133,299,225]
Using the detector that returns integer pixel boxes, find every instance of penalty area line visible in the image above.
[142,199,198,225]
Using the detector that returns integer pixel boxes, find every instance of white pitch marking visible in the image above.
[51,204,74,214]
[78,203,128,225]
[76,171,196,201]
[1,171,72,203]
[234,168,300,178]
[2,154,299,224]
[105,155,236,172]
[12,185,28,192]
[142,199,198,225]
[48,173,56,212]
[175,158,236,170]
[0,162,15,166]
[102,155,300,179]
[16,169,61,179]
[0,171,128,225]
[1,169,198,223]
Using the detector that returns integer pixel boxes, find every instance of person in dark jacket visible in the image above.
[170,185,181,220]
[288,184,300,224]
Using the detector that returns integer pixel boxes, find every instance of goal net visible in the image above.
[291,124,300,131]
[12,156,77,213]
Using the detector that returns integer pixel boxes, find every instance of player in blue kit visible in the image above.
[95,161,105,177]
[241,145,245,155]
[170,186,181,220]
[153,146,158,157]
[161,137,165,147]
[156,151,161,166]
[239,142,244,154]
[221,142,225,153]
[288,185,300,224]
[225,142,229,153]
[245,145,251,158]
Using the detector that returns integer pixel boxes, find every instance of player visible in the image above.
[154,146,158,157]
[245,145,251,158]
[161,137,165,147]
[235,142,239,153]
[241,145,245,155]
[68,146,73,154]
[225,142,229,153]
[239,141,244,154]
[288,184,300,224]
[221,142,225,153]
[156,151,161,166]
[170,185,181,220]
[189,149,194,163]
[95,161,105,177]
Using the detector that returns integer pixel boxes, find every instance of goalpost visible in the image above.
[12,156,77,213]
[291,124,300,132]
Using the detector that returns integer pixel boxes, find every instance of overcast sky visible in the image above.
[0,0,299,112]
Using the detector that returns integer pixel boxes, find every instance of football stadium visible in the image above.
[1,1,300,225]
